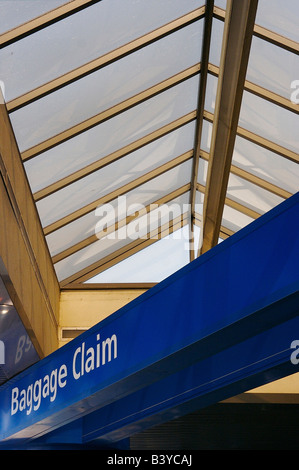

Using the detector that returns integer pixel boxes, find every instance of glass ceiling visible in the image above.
[0,0,298,285]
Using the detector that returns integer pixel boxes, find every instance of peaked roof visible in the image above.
[0,0,298,286]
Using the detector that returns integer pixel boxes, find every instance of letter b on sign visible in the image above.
[0,340,5,364]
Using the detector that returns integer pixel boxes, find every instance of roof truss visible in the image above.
[0,0,298,286]
[200,0,258,254]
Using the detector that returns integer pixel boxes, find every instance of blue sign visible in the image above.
[0,192,298,443]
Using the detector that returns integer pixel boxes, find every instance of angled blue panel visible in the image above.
[33,314,298,448]
[81,316,299,444]
[0,193,298,445]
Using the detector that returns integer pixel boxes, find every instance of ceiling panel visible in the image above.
[221,204,255,233]
[10,19,203,151]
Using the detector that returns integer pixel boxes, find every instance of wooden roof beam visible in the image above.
[189,0,214,261]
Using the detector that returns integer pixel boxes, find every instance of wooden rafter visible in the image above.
[189,0,214,261]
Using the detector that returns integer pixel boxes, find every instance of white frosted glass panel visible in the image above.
[200,118,213,151]
[227,173,284,214]
[0,0,68,34]
[195,191,204,216]
[55,233,130,282]
[11,20,203,150]
[247,36,299,99]
[84,225,192,283]
[46,161,193,255]
[204,73,218,113]
[214,0,226,8]
[209,19,224,67]
[222,205,255,233]
[255,0,299,43]
[202,111,299,194]
[46,210,100,257]
[54,192,191,281]
[25,77,198,192]
[0,0,202,101]
[38,137,194,227]
[45,171,194,258]
[95,192,191,246]
[239,91,299,153]
[232,135,299,194]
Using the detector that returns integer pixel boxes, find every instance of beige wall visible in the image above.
[59,287,149,347]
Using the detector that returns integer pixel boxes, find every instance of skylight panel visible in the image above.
[10,19,203,152]
[255,0,299,43]
[0,0,203,101]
